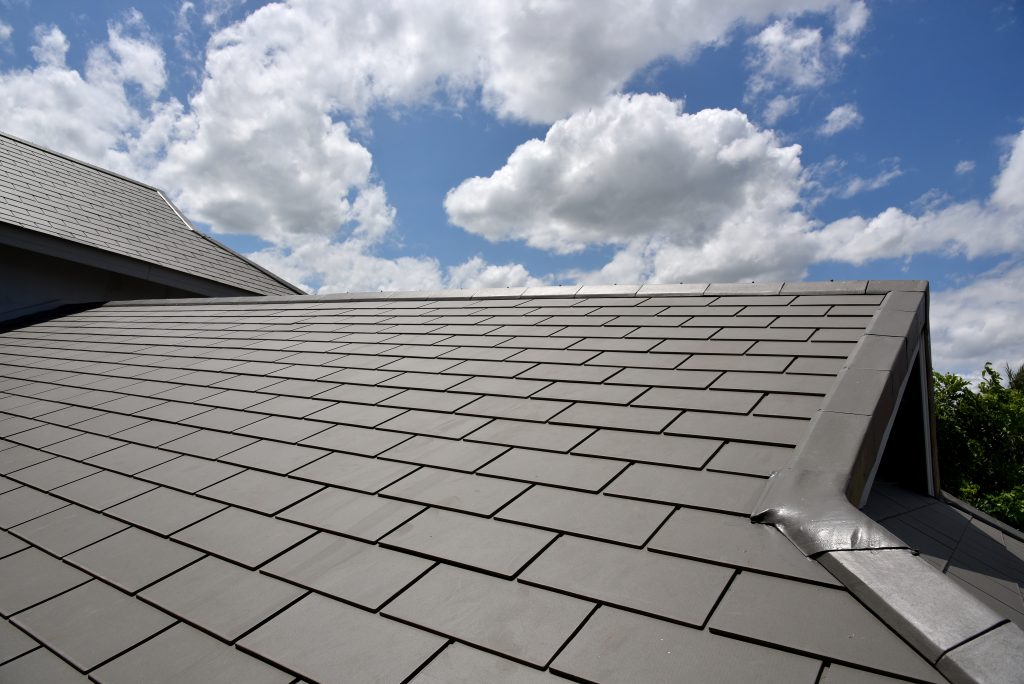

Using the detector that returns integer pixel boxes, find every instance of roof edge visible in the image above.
[751,281,1024,681]
[98,279,921,308]
[154,190,305,295]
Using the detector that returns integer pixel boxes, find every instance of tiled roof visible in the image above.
[0,281,1021,682]
[0,132,301,296]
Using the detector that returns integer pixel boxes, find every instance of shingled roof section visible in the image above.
[0,132,302,297]
[0,280,1021,683]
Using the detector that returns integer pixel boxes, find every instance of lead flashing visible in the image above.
[752,281,1024,682]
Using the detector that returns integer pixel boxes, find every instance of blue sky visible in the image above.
[0,0,1022,374]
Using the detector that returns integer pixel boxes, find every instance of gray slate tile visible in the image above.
[384,564,593,667]
[648,506,838,584]
[497,485,672,547]
[712,370,835,394]
[457,394,570,423]
[173,506,314,568]
[755,392,822,418]
[552,402,678,433]
[105,487,226,536]
[521,535,733,626]
[608,367,719,388]
[161,429,256,459]
[11,504,126,557]
[7,456,98,490]
[0,618,36,665]
[198,469,321,515]
[240,593,445,684]
[278,486,423,541]
[218,439,327,473]
[479,448,626,492]
[0,444,55,474]
[236,415,330,443]
[86,443,178,474]
[304,400,405,427]
[379,434,506,472]
[291,452,417,492]
[606,464,764,515]
[0,647,87,683]
[263,532,432,609]
[707,441,795,477]
[380,409,490,439]
[410,642,561,684]
[382,507,555,577]
[667,411,809,447]
[468,418,592,452]
[93,622,291,684]
[552,606,821,684]
[7,424,81,449]
[137,455,242,493]
[0,487,67,528]
[66,526,202,592]
[300,423,410,456]
[0,528,28,559]
[634,386,762,414]
[709,572,945,682]
[141,556,304,642]
[382,466,528,516]
[45,433,125,460]
[0,548,89,616]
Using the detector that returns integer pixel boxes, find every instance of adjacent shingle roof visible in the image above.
[0,280,1021,683]
[0,132,301,297]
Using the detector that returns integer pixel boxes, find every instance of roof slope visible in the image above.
[0,281,1018,682]
[0,132,301,296]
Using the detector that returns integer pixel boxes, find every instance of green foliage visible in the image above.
[934,363,1024,528]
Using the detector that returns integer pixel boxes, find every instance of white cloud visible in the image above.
[832,0,869,56]
[931,262,1024,375]
[819,103,862,136]
[839,159,902,198]
[955,160,976,175]
[0,20,13,45]
[992,130,1024,211]
[447,93,816,284]
[747,20,826,95]
[763,94,800,125]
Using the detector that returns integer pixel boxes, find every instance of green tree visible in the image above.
[934,363,1024,529]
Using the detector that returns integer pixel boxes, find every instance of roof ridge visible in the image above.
[99,279,928,308]
[751,281,1024,683]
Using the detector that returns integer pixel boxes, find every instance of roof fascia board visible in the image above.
[0,221,256,298]
[155,190,304,295]
[99,279,878,308]
[751,281,1024,681]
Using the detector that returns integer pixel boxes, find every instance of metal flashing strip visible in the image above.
[751,282,1024,683]
[100,279,914,308]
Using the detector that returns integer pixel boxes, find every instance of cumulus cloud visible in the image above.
[0,20,13,46]
[931,262,1024,375]
[763,94,800,125]
[955,160,976,175]
[819,103,862,135]
[447,93,816,283]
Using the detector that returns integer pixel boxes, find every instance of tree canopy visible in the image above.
[934,363,1024,529]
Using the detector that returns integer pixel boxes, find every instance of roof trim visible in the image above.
[98,279,914,308]
[0,221,258,298]
[751,281,1024,683]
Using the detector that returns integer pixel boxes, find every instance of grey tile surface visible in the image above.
[218,439,327,473]
[93,622,291,684]
[572,429,719,468]
[0,548,89,616]
[66,527,202,592]
[479,448,626,491]
[468,418,592,452]
[709,572,944,682]
[173,506,314,568]
[240,593,445,683]
[0,618,36,665]
[380,434,506,471]
[0,487,68,528]
[137,455,242,493]
[0,528,28,558]
[198,469,321,514]
[382,507,555,577]
[382,466,528,515]
[521,535,733,625]
[141,556,304,642]
[7,457,98,490]
[384,564,593,667]
[263,532,431,609]
[12,580,174,671]
[86,443,178,475]
[11,504,126,557]
[291,452,417,492]
[410,642,561,683]
[497,485,672,546]
[0,646,87,682]
[105,486,226,535]
[667,410,809,446]
[300,423,410,456]
[552,606,821,684]
[707,441,795,477]
[278,485,422,541]
[607,463,765,514]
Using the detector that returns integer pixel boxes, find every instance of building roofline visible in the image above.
[752,280,1024,683]
[99,279,929,308]
[1,130,304,296]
